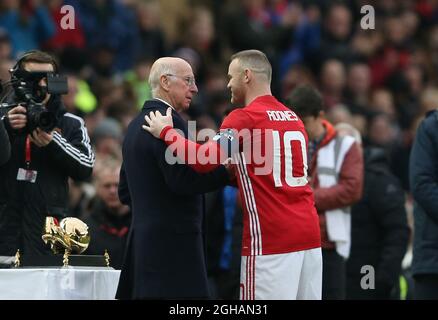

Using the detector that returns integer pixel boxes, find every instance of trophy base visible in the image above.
[19,254,110,268]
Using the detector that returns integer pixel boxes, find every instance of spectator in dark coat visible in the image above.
[287,87,364,300]
[84,158,130,270]
[316,3,356,72]
[409,110,438,299]
[347,147,410,299]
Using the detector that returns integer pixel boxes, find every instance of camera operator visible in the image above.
[0,50,95,256]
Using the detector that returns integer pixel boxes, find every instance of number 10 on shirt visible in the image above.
[272,130,308,188]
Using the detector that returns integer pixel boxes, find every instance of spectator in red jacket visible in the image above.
[286,84,363,300]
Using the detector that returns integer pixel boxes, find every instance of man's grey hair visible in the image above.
[230,49,272,83]
[148,59,175,97]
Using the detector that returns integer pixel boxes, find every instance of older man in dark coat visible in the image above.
[116,57,230,299]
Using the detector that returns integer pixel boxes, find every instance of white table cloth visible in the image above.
[0,267,120,300]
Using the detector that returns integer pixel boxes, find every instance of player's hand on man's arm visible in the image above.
[142,107,173,139]
[29,128,53,147]
[6,105,27,130]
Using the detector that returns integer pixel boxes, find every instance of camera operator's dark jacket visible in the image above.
[0,102,95,256]
[0,120,10,165]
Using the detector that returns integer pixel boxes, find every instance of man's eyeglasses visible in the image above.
[165,74,196,87]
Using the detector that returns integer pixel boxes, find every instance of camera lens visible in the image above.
[27,104,57,133]
[37,110,56,132]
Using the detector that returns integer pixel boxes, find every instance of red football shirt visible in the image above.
[220,95,321,256]
[159,95,321,256]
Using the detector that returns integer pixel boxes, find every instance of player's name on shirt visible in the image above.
[266,110,299,122]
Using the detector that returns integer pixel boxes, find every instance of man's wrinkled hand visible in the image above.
[142,107,173,138]
[29,128,53,147]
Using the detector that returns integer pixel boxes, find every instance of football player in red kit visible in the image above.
[143,50,322,300]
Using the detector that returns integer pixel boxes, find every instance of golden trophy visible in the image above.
[15,216,110,267]
[42,217,90,255]
[33,216,110,267]
[40,216,91,267]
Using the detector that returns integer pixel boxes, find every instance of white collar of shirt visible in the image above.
[153,98,175,111]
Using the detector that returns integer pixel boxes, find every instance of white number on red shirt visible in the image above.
[272,130,308,187]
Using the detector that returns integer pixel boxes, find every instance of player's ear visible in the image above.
[243,69,251,83]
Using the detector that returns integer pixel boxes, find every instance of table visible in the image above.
[0,267,121,300]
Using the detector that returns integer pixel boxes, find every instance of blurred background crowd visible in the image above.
[2,0,437,299]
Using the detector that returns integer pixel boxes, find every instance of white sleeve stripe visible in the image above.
[52,132,94,162]
[52,134,95,165]
[64,113,93,160]
[52,133,95,165]
[52,136,94,168]
[237,152,262,255]
[64,113,93,153]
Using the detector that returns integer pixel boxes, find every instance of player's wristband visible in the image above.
[159,126,173,141]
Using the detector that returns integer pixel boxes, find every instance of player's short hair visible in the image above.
[230,50,272,83]
[148,58,175,97]
[285,84,323,118]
